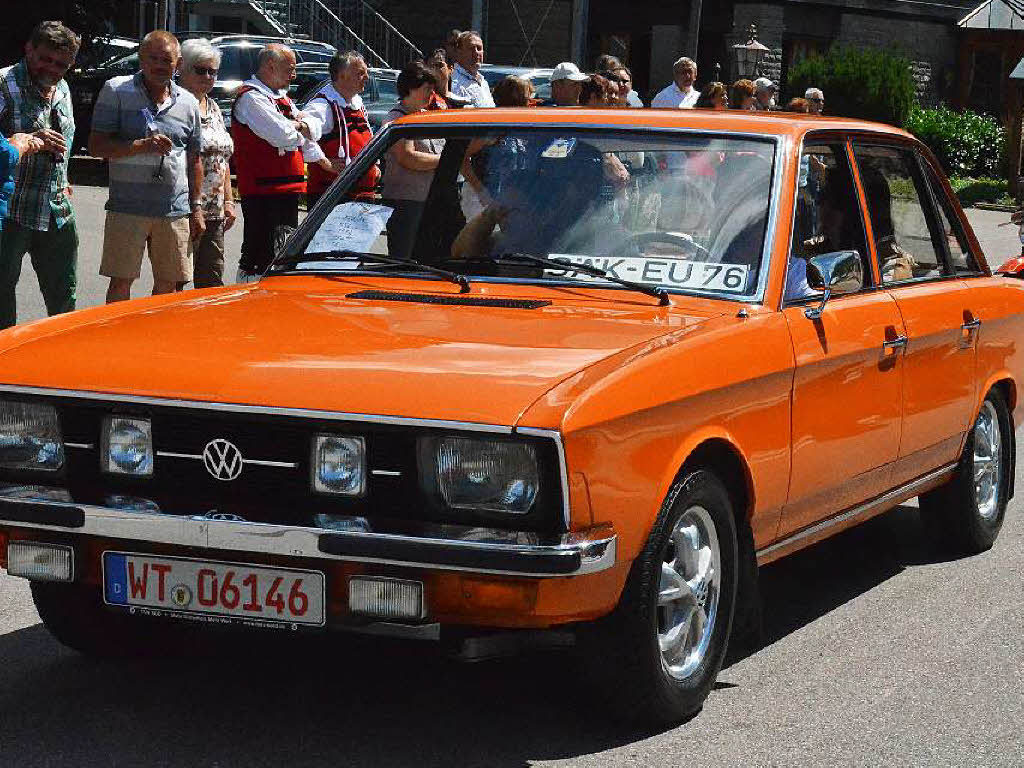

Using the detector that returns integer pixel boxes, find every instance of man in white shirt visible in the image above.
[302,51,379,208]
[231,44,333,280]
[450,31,494,108]
[651,57,700,109]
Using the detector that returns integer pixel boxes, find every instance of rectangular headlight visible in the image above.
[432,437,539,514]
[0,401,64,471]
[101,416,153,476]
[312,435,365,496]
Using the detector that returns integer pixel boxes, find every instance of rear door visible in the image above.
[852,142,977,487]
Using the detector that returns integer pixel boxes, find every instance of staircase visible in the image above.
[209,0,422,68]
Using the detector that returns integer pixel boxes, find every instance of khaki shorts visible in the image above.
[99,211,192,283]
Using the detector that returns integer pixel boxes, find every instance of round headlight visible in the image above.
[103,417,153,476]
[312,435,365,496]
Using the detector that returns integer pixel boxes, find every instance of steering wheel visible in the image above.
[626,231,713,261]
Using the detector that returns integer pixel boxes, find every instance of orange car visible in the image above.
[0,109,1020,725]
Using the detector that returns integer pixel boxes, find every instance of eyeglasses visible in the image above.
[808,97,824,103]
[193,66,219,77]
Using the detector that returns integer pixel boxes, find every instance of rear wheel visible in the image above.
[580,469,738,726]
[919,391,1013,555]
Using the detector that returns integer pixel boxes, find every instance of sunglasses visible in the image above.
[193,66,219,77]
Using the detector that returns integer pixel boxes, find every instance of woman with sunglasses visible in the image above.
[178,38,235,288]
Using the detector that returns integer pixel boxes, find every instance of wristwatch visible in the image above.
[190,200,202,211]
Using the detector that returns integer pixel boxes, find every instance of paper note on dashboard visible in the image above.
[304,202,393,255]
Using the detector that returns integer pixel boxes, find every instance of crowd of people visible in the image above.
[0,20,836,327]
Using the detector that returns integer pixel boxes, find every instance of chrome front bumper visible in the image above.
[0,498,616,578]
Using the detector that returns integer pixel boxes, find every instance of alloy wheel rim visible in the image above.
[973,401,1002,521]
[657,504,721,681]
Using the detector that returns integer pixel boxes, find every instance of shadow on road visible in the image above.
[737,502,960,661]
[0,503,959,766]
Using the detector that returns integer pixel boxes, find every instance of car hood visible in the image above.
[0,279,724,426]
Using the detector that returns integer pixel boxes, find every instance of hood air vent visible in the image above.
[346,290,550,309]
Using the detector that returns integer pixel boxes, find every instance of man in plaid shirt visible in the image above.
[0,20,80,329]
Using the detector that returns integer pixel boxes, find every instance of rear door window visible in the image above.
[853,144,951,284]
[921,161,980,274]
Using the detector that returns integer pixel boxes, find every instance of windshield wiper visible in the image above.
[273,250,471,293]
[492,252,670,306]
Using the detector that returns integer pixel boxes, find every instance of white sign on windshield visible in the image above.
[304,202,393,257]
[546,255,750,292]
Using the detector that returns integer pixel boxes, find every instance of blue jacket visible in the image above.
[0,133,18,229]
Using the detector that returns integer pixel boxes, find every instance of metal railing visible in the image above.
[208,0,423,67]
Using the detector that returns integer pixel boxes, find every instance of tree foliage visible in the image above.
[905,105,1006,178]
[787,46,917,127]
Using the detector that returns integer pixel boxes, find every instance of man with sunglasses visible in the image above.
[89,30,204,303]
[0,20,80,328]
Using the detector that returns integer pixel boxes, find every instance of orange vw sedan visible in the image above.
[0,109,1021,725]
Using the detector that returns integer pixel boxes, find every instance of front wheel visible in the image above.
[919,390,1013,555]
[580,469,738,726]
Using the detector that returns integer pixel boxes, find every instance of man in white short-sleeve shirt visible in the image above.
[652,57,700,109]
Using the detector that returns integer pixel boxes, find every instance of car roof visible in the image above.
[392,107,914,140]
[206,34,336,50]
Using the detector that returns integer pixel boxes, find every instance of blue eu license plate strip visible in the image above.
[104,552,129,605]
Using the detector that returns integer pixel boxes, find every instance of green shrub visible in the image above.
[905,106,1006,178]
[787,46,917,127]
[948,176,1010,206]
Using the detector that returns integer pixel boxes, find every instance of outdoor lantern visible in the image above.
[732,24,769,80]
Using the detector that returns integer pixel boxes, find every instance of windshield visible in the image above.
[286,127,777,301]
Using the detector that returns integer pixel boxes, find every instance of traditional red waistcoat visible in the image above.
[231,86,306,197]
[306,94,379,196]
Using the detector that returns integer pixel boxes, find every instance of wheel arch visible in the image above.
[983,376,1017,501]
[674,436,760,641]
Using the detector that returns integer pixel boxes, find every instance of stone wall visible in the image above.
[728,1,959,105]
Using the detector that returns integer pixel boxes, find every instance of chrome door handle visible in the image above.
[882,336,908,352]
[961,318,981,348]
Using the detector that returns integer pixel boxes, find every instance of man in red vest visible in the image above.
[231,44,333,281]
[303,50,380,210]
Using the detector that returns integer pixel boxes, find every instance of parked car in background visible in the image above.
[72,35,138,73]
[478,64,552,101]
[69,34,337,152]
[297,68,399,132]
[2,109,1020,728]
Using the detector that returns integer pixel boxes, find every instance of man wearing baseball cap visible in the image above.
[753,77,777,111]
[543,62,588,106]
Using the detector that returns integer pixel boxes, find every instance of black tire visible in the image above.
[919,390,1014,555]
[579,469,738,726]
[31,580,175,657]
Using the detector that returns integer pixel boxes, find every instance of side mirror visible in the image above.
[804,250,863,319]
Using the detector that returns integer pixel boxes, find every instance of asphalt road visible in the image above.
[1,188,1022,766]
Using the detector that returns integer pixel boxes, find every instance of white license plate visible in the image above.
[102,552,325,627]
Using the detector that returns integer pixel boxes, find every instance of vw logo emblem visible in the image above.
[202,439,244,481]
